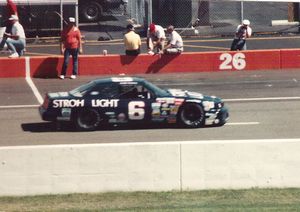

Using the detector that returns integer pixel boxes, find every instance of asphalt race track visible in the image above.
[0,70,300,147]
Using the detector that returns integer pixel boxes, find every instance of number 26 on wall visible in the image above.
[219,52,246,70]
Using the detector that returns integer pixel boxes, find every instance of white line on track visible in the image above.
[224,97,300,102]
[226,122,259,126]
[156,79,298,86]
[25,57,44,104]
[0,105,39,109]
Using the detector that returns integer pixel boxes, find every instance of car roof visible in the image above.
[92,77,145,84]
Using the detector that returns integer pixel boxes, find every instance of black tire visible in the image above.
[214,111,228,127]
[80,2,103,22]
[178,103,205,128]
[75,108,101,131]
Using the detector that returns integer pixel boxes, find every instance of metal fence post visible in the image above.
[148,0,152,25]
[60,0,63,31]
[75,0,79,27]
[241,1,244,22]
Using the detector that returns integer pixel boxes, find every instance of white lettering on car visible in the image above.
[53,99,85,108]
[128,101,145,120]
[92,99,119,108]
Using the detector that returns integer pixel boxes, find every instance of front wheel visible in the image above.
[178,103,205,128]
[75,108,101,131]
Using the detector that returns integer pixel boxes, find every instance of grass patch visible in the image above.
[1,188,300,211]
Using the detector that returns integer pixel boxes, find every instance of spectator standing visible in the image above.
[147,23,166,55]
[0,0,18,51]
[60,17,83,80]
[124,24,141,56]
[163,25,183,54]
[230,19,252,51]
[122,0,128,15]
[2,15,26,58]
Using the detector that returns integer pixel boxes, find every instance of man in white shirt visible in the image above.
[3,15,26,58]
[230,19,252,51]
[147,23,166,55]
[163,25,183,54]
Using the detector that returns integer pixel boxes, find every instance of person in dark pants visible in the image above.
[60,17,82,79]
[0,0,18,51]
[230,19,252,51]
[124,24,141,56]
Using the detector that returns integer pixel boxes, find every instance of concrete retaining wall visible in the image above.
[1,139,300,196]
[1,49,300,78]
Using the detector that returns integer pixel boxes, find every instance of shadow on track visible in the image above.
[21,122,217,133]
[21,122,178,133]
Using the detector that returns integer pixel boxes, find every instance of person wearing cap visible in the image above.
[147,23,166,55]
[230,19,252,51]
[163,25,183,54]
[60,17,83,79]
[124,24,141,56]
[2,15,26,58]
[0,0,18,51]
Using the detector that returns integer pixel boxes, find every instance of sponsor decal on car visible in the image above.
[156,98,176,104]
[53,99,85,108]
[167,89,186,97]
[203,101,215,111]
[92,99,119,108]
[175,98,185,106]
[186,91,204,99]
[112,77,133,82]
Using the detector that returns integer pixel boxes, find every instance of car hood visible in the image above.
[167,89,222,102]
[167,89,204,99]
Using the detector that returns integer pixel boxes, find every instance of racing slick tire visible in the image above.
[75,108,101,131]
[178,103,205,128]
[80,2,103,22]
[214,110,228,127]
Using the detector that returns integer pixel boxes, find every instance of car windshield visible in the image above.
[143,80,170,97]
[69,81,95,97]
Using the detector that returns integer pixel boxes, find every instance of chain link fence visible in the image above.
[150,0,300,36]
[106,0,300,38]
[0,1,77,38]
[1,0,299,39]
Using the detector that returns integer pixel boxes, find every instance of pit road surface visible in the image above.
[0,70,300,146]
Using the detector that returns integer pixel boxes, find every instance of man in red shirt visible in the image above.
[60,17,83,79]
[0,0,18,50]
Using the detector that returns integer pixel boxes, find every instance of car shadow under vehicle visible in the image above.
[21,122,218,133]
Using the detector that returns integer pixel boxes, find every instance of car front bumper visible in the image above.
[39,106,57,122]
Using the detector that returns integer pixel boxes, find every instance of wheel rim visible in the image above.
[86,6,98,19]
[181,104,204,126]
[77,110,99,129]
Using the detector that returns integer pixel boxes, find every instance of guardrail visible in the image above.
[1,139,300,196]
[0,49,300,78]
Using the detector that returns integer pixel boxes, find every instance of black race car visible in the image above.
[39,77,229,131]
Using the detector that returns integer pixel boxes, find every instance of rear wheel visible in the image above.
[75,108,101,131]
[178,103,205,128]
[80,2,103,22]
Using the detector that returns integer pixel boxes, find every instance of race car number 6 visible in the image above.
[219,52,246,70]
[128,101,145,120]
